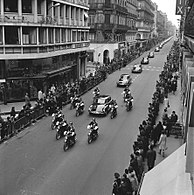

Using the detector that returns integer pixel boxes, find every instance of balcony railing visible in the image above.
[0,14,88,28]
[0,41,90,56]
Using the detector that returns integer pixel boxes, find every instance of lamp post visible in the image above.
[48,2,60,12]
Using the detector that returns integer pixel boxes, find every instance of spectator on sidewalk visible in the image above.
[163,95,170,110]
[162,108,169,126]
[25,93,31,108]
[146,144,156,171]
[128,166,138,195]
[158,130,167,157]
[38,89,44,102]
[129,154,139,180]
[121,173,133,195]
[112,172,122,195]
[171,78,177,94]
[135,151,143,181]
[10,106,16,119]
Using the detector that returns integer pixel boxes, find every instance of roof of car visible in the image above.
[97,95,110,99]
[133,64,141,67]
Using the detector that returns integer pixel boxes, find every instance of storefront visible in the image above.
[0,51,85,103]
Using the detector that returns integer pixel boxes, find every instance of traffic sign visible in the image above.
[175,0,185,15]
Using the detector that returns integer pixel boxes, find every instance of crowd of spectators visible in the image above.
[112,40,181,195]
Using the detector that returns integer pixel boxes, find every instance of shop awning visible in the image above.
[140,143,192,195]
[46,66,72,78]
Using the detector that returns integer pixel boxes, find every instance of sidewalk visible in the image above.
[145,77,184,171]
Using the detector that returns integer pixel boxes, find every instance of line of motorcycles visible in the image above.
[51,112,99,151]
[50,90,134,151]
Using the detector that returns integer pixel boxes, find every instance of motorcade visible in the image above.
[148,51,154,58]
[141,57,149,64]
[155,46,160,52]
[116,74,132,87]
[88,95,112,116]
[132,64,143,73]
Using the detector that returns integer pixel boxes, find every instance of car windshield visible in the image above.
[94,98,106,104]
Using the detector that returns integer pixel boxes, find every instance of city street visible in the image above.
[0,39,174,195]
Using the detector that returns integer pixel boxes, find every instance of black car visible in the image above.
[88,95,112,115]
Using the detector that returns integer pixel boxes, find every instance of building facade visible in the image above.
[125,0,138,52]
[136,0,155,41]
[0,0,90,103]
[88,0,129,64]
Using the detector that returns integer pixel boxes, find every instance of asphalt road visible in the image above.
[0,39,174,195]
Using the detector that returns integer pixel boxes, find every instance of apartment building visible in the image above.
[0,0,90,103]
[136,0,155,41]
[88,0,130,64]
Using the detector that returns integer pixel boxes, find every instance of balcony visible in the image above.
[0,41,90,59]
[89,3,128,14]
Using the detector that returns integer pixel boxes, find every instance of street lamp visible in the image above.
[48,2,60,12]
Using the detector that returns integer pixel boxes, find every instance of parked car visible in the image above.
[155,47,160,52]
[132,64,142,73]
[88,95,112,115]
[116,74,132,87]
[141,57,149,64]
[148,51,154,58]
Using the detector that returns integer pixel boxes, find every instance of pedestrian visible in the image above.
[155,121,163,143]
[158,130,167,157]
[128,166,138,195]
[163,95,170,110]
[121,173,133,195]
[24,93,31,108]
[129,154,139,180]
[50,84,56,94]
[146,144,156,171]
[10,106,16,119]
[162,108,169,126]
[112,172,122,195]
[134,151,143,181]
[171,78,177,94]
[38,89,43,102]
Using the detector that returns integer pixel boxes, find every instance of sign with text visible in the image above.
[175,0,185,15]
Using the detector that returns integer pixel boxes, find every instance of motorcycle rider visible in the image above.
[70,94,79,109]
[58,119,68,135]
[67,122,76,143]
[88,118,99,136]
[76,98,85,112]
[93,87,100,97]
[110,100,118,115]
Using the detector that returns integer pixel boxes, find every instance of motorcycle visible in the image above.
[70,97,79,110]
[63,132,76,151]
[93,90,100,100]
[75,102,85,116]
[87,125,99,144]
[126,98,133,111]
[56,121,69,140]
[51,113,63,130]
[110,106,118,119]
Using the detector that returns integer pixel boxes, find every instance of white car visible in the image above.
[132,64,142,73]
[117,74,132,87]
[148,51,154,58]
[141,57,149,64]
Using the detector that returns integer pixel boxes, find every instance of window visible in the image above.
[5,26,20,45]
[22,0,32,13]
[81,32,85,41]
[67,29,71,42]
[55,29,60,43]
[39,28,47,44]
[0,27,3,45]
[48,28,54,43]
[23,27,37,45]
[105,14,110,24]
[4,0,18,12]
[77,31,81,41]
[72,31,77,42]
[61,29,66,42]
[66,6,69,18]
